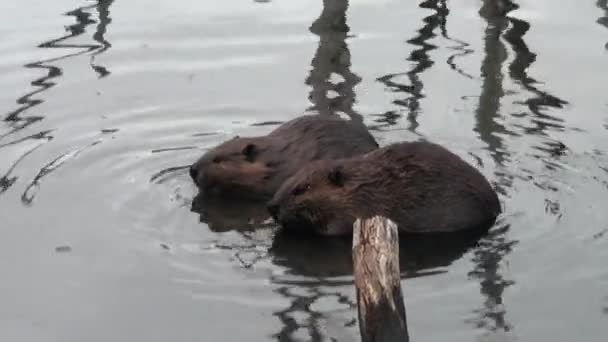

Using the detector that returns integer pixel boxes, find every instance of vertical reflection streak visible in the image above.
[469,0,519,338]
[467,223,517,334]
[90,0,114,77]
[475,0,512,167]
[2,0,114,139]
[375,0,445,131]
[272,282,356,342]
[597,0,608,49]
[0,1,114,198]
[503,15,568,138]
[306,0,362,121]
[439,0,476,80]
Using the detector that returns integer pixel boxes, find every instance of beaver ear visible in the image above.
[242,143,258,162]
[328,166,345,187]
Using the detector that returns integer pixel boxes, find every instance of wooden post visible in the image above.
[353,216,409,342]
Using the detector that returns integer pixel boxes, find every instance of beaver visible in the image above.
[267,141,501,236]
[189,115,378,200]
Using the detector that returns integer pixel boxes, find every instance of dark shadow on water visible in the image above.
[269,228,487,341]
[190,192,486,276]
[2,0,114,139]
[190,190,488,341]
[305,0,362,122]
[271,227,487,280]
[190,193,275,268]
[597,0,608,49]
[190,193,274,233]
[375,0,446,131]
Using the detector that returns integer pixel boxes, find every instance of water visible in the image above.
[1,0,607,341]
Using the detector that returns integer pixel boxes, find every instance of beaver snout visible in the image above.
[189,165,199,185]
[267,203,280,220]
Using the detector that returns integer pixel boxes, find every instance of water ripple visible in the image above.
[21,138,102,205]
[1,144,47,196]
[2,0,114,139]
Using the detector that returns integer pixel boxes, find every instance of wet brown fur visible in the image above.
[190,115,379,200]
[268,141,501,235]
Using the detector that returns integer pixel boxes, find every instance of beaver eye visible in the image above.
[292,184,311,196]
[212,157,222,163]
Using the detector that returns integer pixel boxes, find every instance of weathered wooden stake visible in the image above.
[353,216,409,342]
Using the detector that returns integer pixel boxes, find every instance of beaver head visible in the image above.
[267,160,361,236]
[190,136,277,199]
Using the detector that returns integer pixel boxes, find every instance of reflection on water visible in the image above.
[467,222,517,336]
[271,280,357,342]
[190,194,274,233]
[0,130,53,195]
[21,139,102,205]
[375,0,446,131]
[503,17,568,138]
[475,0,513,169]
[90,0,114,77]
[476,0,568,171]
[1,0,607,340]
[440,2,475,81]
[271,230,484,280]
[597,0,608,49]
[305,0,361,121]
[191,177,484,340]
[0,0,114,198]
[468,0,521,338]
[269,229,484,341]
[3,0,113,139]
[188,1,586,340]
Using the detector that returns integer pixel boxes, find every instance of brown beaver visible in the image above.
[189,115,378,200]
[267,141,501,236]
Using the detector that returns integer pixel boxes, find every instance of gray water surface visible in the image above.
[1,0,607,341]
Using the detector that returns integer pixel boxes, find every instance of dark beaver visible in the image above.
[267,141,501,236]
[189,115,378,200]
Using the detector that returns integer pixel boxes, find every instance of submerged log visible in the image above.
[353,216,409,342]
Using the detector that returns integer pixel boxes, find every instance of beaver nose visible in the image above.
[189,165,198,185]
[267,203,279,220]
